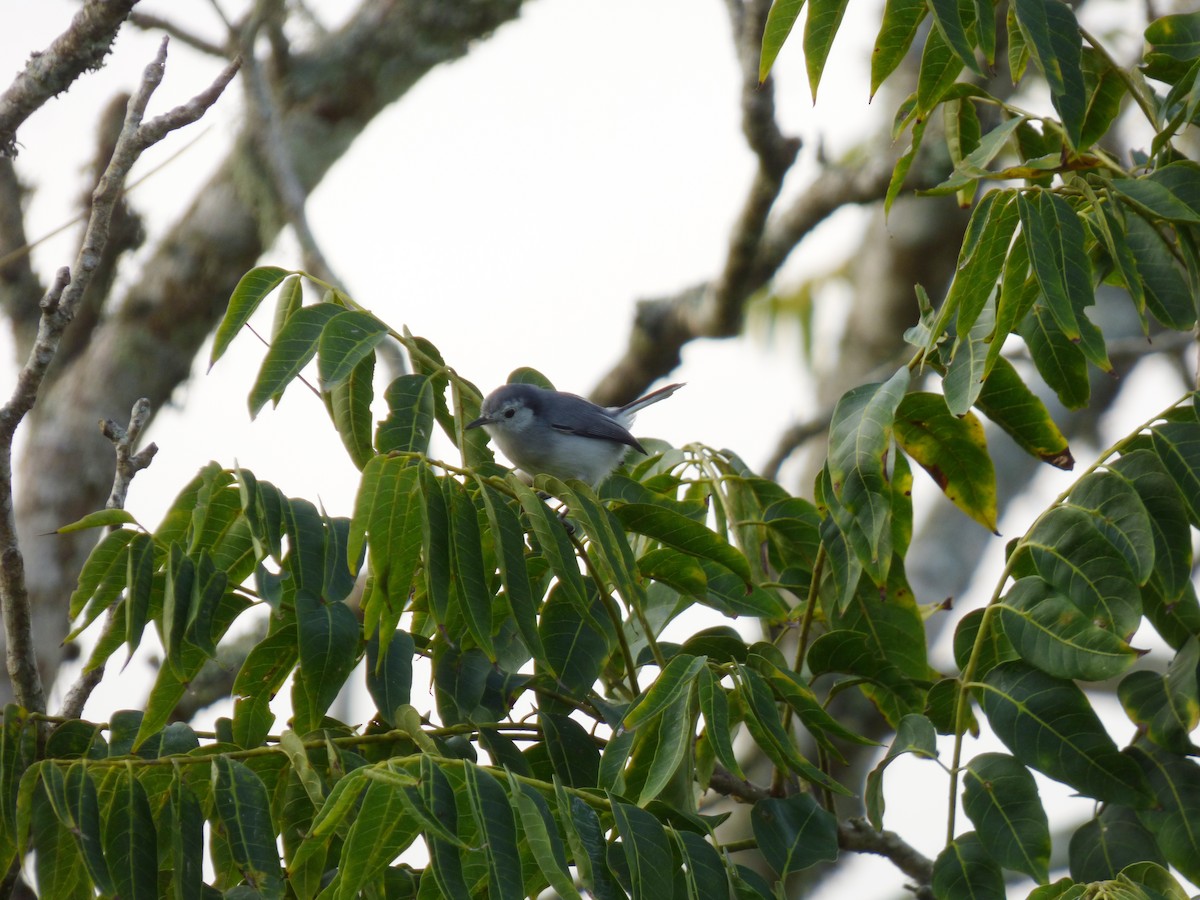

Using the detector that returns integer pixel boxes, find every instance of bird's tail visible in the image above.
[617,382,685,416]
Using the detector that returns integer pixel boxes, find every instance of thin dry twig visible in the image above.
[58,399,158,720]
[0,40,239,713]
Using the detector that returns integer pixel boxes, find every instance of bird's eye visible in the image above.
[504,408,515,419]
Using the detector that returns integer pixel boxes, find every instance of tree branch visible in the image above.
[706,766,934,896]
[0,0,140,157]
[57,398,158,721]
[0,40,237,713]
[592,0,799,406]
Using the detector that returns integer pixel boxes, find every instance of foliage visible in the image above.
[3,1,1200,898]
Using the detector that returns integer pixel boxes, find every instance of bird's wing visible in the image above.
[550,405,646,453]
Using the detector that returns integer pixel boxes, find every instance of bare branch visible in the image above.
[838,818,934,898]
[0,0,139,157]
[707,766,934,895]
[591,0,800,407]
[0,270,68,713]
[0,40,238,714]
[57,398,157,720]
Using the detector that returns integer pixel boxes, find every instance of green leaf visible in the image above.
[895,393,997,532]
[104,768,158,900]
[329,351,376,470]
[1022,505,1142,639]
[248,302,343,417]
[30,786,89,900]
[294,593,361,734]
[612,503,752,585]
[1068,805,1166,880]
[997,576,1141,681]
[751,793,839,876]
[943,293,994,416]
[932,832,1005,900]
[365,630,414,727]
[937,189,1019,346]
[1112,162,1200,225]
[170,779,205,900]
[1022,307,1089,412]
[871,0,927,97]
[1079,47,1126,148]
[1120,207,1196,330]
[917,20,966,113]
[317,308,389,390]
[979,662,1150,804]
[1068,471,1155,584]
[963,752,1051,882]
[68,527,136,623]
[1144,12,1200,83]
[698,666,743,780]
[514,478,591,618]
[825,367,911,585]
[270,273,303,337]
[212,266,292,368]
[1012,0,1085,148]
[55,507,137,533]
[735,664,852,796]
[1117,638,1200,755]
[447,482,494,658]
[623,653,706,731]
[539,592,611,714]
[1127,742,1200,882]
[462,764,523,900]
[673,830,730,900]
[333,773,423,896]
[759,0,806,83]
[804,0,851,99]
[1110,450,1192,605]
[352,457,423,642]
[865,713,938,829]
[928,0,981,74]
[627,690,694,806]
[975,357,1073,468]
[1017,192,1106,370]
[610,797,676,899]
[375,374,435,455]
[64,764,111,894]
[162,543,195,676]
[508,776,583,900]
[124,531,154,657]
[479,483,545,663]
[1151,421,1200,528]
[212,757,284,896]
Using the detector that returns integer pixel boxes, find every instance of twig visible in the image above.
[58,399,158,720]
[706,765,934,896]
[0,0,139,157]
[0,40,238,714]
[101,398,158,510]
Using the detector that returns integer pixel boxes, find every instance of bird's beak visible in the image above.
[465,414,490,430]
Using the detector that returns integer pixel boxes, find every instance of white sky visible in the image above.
[3,1,1194,896]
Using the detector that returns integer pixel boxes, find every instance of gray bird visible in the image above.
[466,381,684,486]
